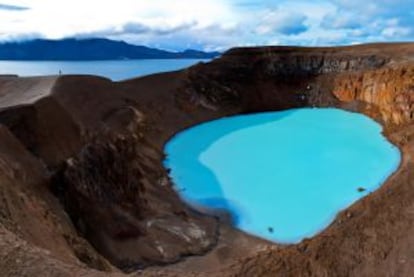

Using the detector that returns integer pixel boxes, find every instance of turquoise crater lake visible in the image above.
[164,108,401,243]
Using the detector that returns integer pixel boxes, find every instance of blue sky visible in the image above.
[0,0,413,51]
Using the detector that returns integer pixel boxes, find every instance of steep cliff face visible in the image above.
[333,65,414,126]
[182,44,414,129]
[224,47,390,74]
[57,133,217,272]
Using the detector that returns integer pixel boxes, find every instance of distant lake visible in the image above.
[0,59,208,81]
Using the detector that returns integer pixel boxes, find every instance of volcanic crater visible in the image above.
[0,43,413,276]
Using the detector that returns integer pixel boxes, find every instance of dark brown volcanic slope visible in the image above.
[0,43,413,276]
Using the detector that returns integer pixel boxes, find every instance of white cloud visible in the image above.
[0,0,236,39]
[0,0,412,50]
[382,26,412,38]
[256,9,308,35]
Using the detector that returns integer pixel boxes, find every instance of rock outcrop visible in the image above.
[0,75,218,273]
[333,65,414,126]
[57,134,217,272]
[182,43,414,127]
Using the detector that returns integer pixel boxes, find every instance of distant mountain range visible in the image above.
[0,38,220,60]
